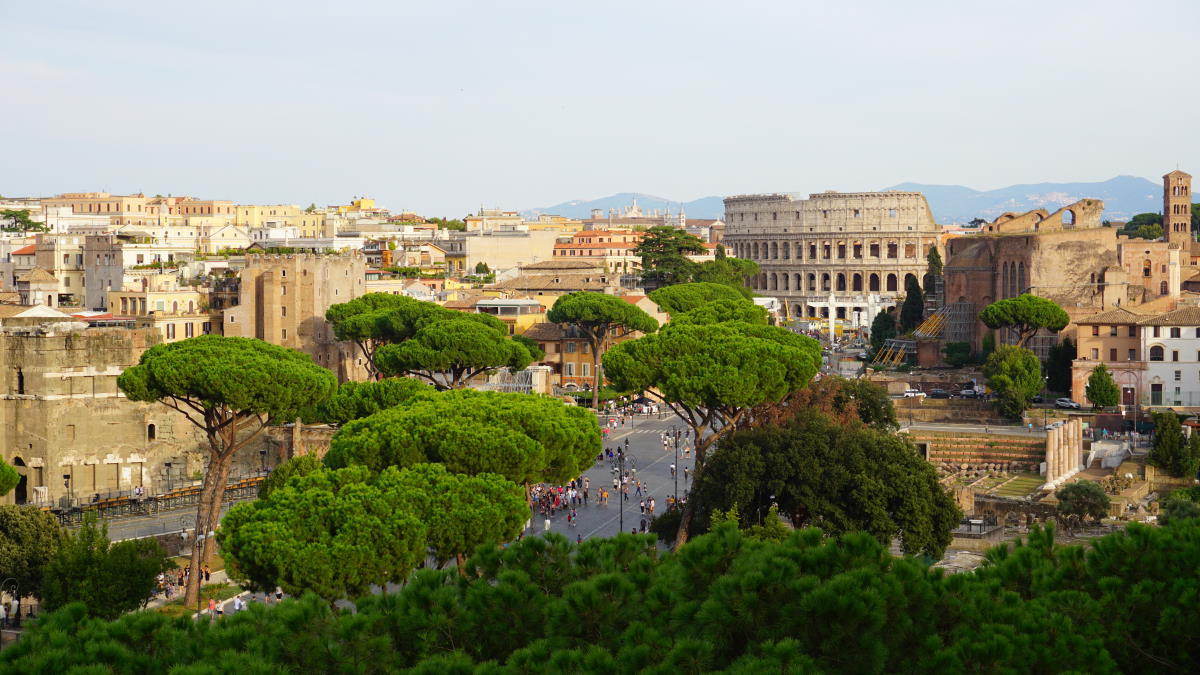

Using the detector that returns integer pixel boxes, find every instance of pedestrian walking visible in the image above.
[639,500,645,514]
[640,518,647,533]
[670,464,676,477]
[684,467,690,482]
[544,518,551,532]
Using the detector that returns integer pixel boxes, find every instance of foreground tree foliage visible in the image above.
[0,456,17,496]
[982,345,1042,420]
[1054,480,1111,530]
[117,335,338,606]
[747,375,897,432]
[1085,363,1120,408]
[310,377,433,425]
[546,291,659,409]
[604,321,821,547]
[636,225,706,288]
[375,318,535,390]
[40,516,174,620]
[647,281,746,316]
[691,412,960,557]
[0,505,65,602]
[220,464,527,601]
[670,298,768,326]
[325,389,599,485]
[1148,410,1200,479]
[14,520,1200,672]
[979,294,1070,347]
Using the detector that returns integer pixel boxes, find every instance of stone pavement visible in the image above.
[533,412,697,542]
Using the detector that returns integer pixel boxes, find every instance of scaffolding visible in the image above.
[872,338,916,367]
[942,302,976,345]
[913,307,948,338]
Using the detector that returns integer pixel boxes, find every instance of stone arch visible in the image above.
[1018,262,1026,294]
[794,273,802,291]
[781,274,789,291]
[1001,262,1010,298]
[770,242,778,259]
[1063,209,1076,227]
[807,273,817,291]
[836,273,847,292]
[852,273,863,292]
[821,273,831,291]
[869,273,880,292]
[886,273,898,292]
[769,273,777,290]
[10,456,27,505]
[1150,345,1165,361]
[753,242,759,259]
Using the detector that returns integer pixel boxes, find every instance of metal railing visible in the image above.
[53,475,265,527]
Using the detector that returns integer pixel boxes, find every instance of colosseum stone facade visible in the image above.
[723,191,941,327]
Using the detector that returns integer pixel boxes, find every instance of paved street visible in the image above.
[103,501,241,541]
[532,412,697,542]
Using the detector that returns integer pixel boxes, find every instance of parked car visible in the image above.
[956,389,978,399]
[1055,398,1081,409]
[1031,395,1044,403]
[928,389,951,399]
[902,389,926,398]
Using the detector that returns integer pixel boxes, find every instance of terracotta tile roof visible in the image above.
[492,274,609,292]
[1138,306,1200,326]
[1076,307,1146,325]
[11,245,36,256]
[17,268,57,283]
[522,322,565,340]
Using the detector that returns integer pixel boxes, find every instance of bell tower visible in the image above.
[1163,170,1192,245]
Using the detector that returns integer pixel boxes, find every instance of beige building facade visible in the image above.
[222,253,368,381]
[724,191,941,325]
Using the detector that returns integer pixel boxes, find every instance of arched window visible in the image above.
[770,242,778,259]
[1161,281,1169,295]
[147,424,156,440]
[821,273,831,291]
[1002,263,1010,298]
[172,301,178,313]
[886,274,898,292]
[1017,263,1026,295]
[1150,345,1165,361]
[807,273,816,291]
[869,274,880,292]
[794,273,802,291]
[781,274,789,291]
[852,273,863,292]
[770,273,777,290]
[753,243,759,259]
[836,273,846,291]
[1143,260,1152,278]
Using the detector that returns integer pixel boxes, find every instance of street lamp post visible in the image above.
[1,578,16,628]
[617,451,625,534]
[673,428,680,504]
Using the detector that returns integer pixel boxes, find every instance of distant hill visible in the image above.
[522,192,725,220]
[882,175,1172,224]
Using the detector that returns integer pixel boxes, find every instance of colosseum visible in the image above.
[723,191,941,327]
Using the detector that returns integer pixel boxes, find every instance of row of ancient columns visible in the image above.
[1043,417,1084,488]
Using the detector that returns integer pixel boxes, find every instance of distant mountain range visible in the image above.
[882,175,1174,224]
[524,176,1189,226]
[521,193,725,221]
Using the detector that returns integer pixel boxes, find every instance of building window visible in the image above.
[1173,350,1180,362]
[1091,348,1099,359]
[566,342,576,353]
[1150,345,1164,361]
[282,306,287,317]
[888,208,897,218]
[282,329,287,340]
[166,324,175,340]
[1130,326,1137,338]
[1175,370,1182,381]
[1091,326,1099,336]
[1171,327,1182,338]
[1110,326,1118,336]
[185,322,194,338]
[1154,326,1161,338]
[1110,348,1118,361]
[1129,349,1137,360]
[582,363,591,377]
[147,424,156,441]
[565,363,575,377]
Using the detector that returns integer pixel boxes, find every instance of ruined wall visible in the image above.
[0,323,255,508]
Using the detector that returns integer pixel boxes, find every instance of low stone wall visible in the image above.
[262,423,337,461]
[908,430,1045,470]
[971,494,1058,524]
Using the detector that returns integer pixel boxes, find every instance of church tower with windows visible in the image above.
[1163,170,1192,245]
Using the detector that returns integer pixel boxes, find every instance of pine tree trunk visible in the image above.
[591,336,603,411]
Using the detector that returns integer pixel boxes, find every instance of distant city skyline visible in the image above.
[3,1,1198,216]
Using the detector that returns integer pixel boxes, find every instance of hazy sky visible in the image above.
[3,0,1198,216]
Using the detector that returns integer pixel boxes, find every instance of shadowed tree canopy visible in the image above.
[899,274,924,332]
[375,318,534,390]
[747,375,897,432]
[671,298,768,326]
[604,321,822,547]
[0,505,65,601]
[870,309,897,354]
[979,294,1069,347]
[117,335,337,606]
[325,390,600,486]
[691,412,960,558]
[547,292,659,408]
[648,282,747,316]
[1054,481,1110,529]
[0,456,18,496]
[309,378,434,425]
